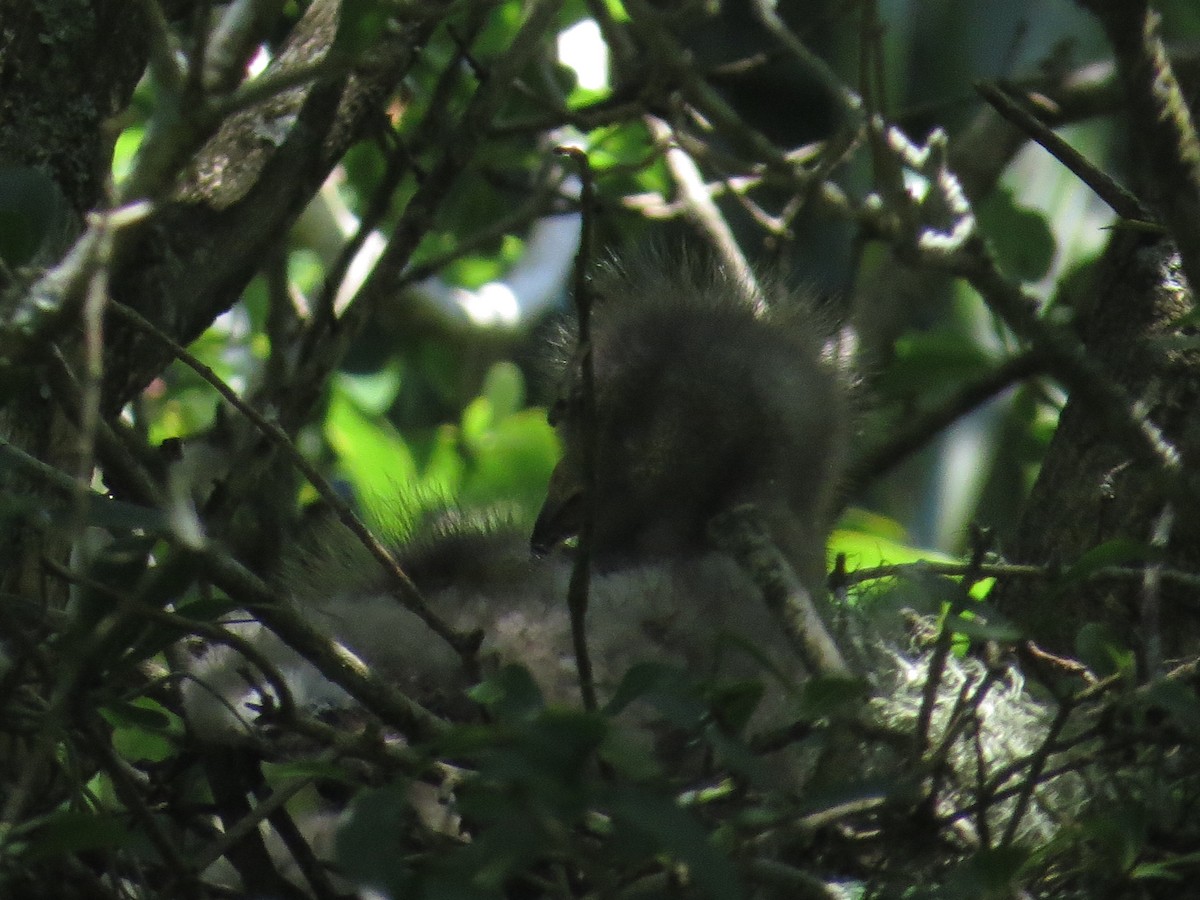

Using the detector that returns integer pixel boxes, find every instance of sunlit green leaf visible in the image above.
[325,378,419,527]
[337,363,403,415]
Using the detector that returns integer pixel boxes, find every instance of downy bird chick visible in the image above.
[183,254,849,742]
[532,253,849,593]
[183,510,797,740]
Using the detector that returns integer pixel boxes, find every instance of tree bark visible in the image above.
[996,230,1200,665]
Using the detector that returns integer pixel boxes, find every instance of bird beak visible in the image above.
[531,464,585,556]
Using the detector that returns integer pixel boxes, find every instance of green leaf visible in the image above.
[1139,679,1200,739]
[603,662,707,728]
[325,377,418,523]
[978,187,1056,281]
[1057,538,1162,587]
[943,606,1021,643]
[101,698,173,732]
[800,776,897,817]
[337,362,403,415]
[468,664,545,722]
[597,722,662,780]
[262,758,359,785]
[1079,803,1148,873]
[946,844,1030,897]
[83,494,167,532]
[1132,850,1200,880]
[336,783,417,895]
[1075,622,1136,680]
[607,787,743,900]
[173,594,241,623]
[0,166,70,268]
[334,0,392,59]
[17,811,130,865]
[796,675,869,721]
[883,331,994,398]
[102,699,182,763]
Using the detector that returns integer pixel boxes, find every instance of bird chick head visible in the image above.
[532,253,849,573]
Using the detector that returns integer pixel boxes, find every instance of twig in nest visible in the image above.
[709,504,851,678]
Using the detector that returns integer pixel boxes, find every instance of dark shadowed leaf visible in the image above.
[16,811,130,865]
[1075,623,1136,680]
[606,786,743,900]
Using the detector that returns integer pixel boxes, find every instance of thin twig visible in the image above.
[915,531,990,757]
[192,753,330,874]
[976,80,1150,222]
[644,115,761,305]
[839,556,1200,593]
[106,300,475,663]
[846,349,1049,487]
[82,715,193,881]
[999,696,1074,847]
[1077,1,1200,299]
[198,546,450,742]
[554,144,599,713]
[1140,502,1174,678]
[710,504,852,677]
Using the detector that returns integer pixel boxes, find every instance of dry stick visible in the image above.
[752,0,863,123]
[999,697,1075,848]
[184,0,215,100]
[200,547,449,742]
[82,715,194,885]
[929,665,1001,797]
[969,716,992,847]
[1079,1,1200,299]
[70,213,117,540]
[839,557,1200,593]
[710,504,851,678]
[255,779,343,900]
[396,172,565,291]
[313,141,411,323]
[101,308,456,743]
[846,348,1048,487]
[962,255,1183,480]
[914,532,990,758]
[644,115,761,307]
[345,0,560,317]
[554,145,599,713]
[39,553,302,731]
[192,752,333,875]
[861,125,1184,484]
[106,300,476,663]
[1141,502,1174,679]
[46,346,168,509]
[975,80,1151,222]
